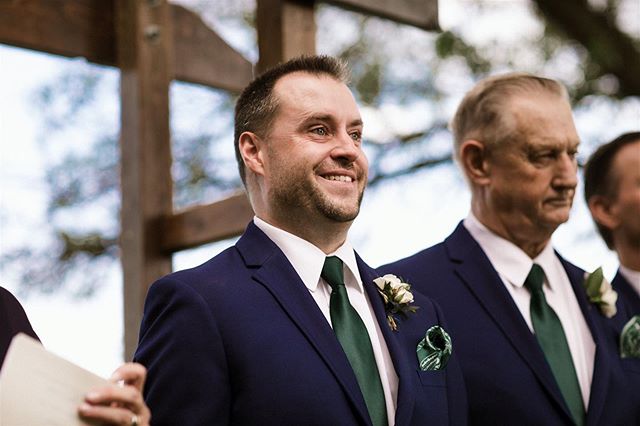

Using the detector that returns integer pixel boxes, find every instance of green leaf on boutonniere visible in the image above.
[583,267,618,318]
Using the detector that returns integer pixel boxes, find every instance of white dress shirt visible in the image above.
[254,217,399,424]
[619,265,640,297]
[464,213,595,408]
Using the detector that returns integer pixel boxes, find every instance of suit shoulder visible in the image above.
[378,242,447,273]
[149,245,244,293]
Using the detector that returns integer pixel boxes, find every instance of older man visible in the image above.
[584,131,640,316]
[380,74,640,425]
[134,56,467,426]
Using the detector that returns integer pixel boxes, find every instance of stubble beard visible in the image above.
[272,174,365,223]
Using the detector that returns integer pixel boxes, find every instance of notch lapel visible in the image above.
[356,254,416,426]
[236,223,372,426]
[559,256,609,426]
[445,224,574,422]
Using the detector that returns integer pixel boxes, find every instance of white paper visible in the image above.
[0,333,108,426]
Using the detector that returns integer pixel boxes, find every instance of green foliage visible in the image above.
[435,31,491,75]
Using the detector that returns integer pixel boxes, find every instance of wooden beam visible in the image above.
[160,194,254,253]
[117,0,174,359]
[325,0,438,30]
[0,0,253,92]
[172,5,254,92]
[256,0,317,73]
[0,0,116,63]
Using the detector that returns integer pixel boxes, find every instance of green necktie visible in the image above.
[322,256,387,426]
[525,264,585,426]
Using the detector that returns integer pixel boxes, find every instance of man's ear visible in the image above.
[460,139,490,185]
[588,195,620,230]
[238,131,266,177]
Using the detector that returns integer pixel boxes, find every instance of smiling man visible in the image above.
[134,55,467,426]
[380,73,640,425]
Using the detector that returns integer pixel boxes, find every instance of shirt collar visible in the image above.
[253,216,363,293]
[464,213,557,291]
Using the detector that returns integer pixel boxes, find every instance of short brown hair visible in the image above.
[584,131,640,248]
[450,73,568,160]
[234,55,349,185]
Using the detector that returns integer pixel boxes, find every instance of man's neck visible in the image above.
[615,237,640,271]
[256,214,350,254]
[472,206,551,258]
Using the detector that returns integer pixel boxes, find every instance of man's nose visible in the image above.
[552,152,578,190]
[330,131,360,163]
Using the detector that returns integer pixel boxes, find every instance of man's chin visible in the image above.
[319,203,360,223]
[542,212,571,230]
[325,209,359,223]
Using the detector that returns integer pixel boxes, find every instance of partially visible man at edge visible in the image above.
[134,55,467,426]
[584,131,640,317]
[379,73,640,425]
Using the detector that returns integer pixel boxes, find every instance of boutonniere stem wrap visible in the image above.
[417,325,452,371]
[583,267,617,318]
[373,274,419,331]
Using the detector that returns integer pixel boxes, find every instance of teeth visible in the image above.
[326,175,353,182]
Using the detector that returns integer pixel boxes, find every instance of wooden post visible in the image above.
[256,0,316,73]
[116,0,174,359]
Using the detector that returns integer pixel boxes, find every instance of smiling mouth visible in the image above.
[323,174,354,183]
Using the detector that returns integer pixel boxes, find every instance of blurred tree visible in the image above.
[1,0,638,296]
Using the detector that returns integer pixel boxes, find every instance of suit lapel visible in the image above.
[558,256,609,426]
[356,254,416,426]
[235,223,371,426]
[445,223,574,422]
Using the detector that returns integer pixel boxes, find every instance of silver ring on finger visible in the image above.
[130,414,139,426]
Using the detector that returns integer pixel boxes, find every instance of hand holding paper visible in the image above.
[0,334,150,426]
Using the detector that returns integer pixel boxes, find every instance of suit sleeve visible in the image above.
[1,287,40,366]
[134,278,230,426]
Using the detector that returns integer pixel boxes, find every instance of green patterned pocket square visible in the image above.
[620,315,640,359]
[417,325,452,371]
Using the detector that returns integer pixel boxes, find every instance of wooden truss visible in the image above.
[0,0,438,357]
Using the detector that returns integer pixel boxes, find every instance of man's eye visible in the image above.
[350,132,362,142]
[532,152,555,161]
[311,127,327,136]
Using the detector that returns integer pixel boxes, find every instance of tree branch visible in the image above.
[532,0,640,97]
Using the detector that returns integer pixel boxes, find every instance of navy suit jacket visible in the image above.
[134,222,468,426]
[612,270,640,318]
[379,222,640,426]
[1,286,39,367]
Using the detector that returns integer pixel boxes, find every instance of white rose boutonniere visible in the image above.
[583,267,618,318]
[373,274,419,331]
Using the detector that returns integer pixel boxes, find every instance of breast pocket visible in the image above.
[417,369,447,387]
[411,370,449,426]
[621,358,640,374]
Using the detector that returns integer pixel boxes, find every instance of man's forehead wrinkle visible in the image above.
[523,136,581,150]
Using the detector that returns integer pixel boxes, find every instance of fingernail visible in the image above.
[79,403,91,412]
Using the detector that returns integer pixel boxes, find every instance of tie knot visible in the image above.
[322,256,344,290]
[525,263,545,293]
